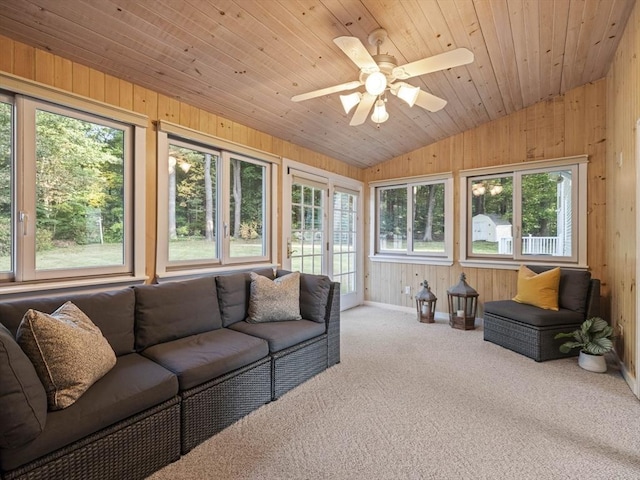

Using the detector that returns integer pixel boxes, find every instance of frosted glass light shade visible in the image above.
[339,92,362,114]
[396,84,420,107]
[370,99,389,124]
[365,72,387,96]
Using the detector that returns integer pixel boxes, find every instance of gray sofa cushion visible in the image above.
[484,300,584,327]
[0,353,178,471]
[141,328,269,390]
[0,288,136,356]
[229,319,326,353]
[528,266,592,314]
[0,324,47,449]
[277,270,332,323]
[216,269,275,327]
[134,276,222,350]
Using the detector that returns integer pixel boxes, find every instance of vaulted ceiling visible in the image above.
[0,0,634,168]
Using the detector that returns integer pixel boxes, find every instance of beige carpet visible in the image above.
[148,305,640,480]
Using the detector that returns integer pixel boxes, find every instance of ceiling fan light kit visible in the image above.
[291,28,474,126]
[395,83,420,107]
[364,71,387,96]
[370,98,389,125]
[339,92,362,114]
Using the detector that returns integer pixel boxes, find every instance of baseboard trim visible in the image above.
[617,353,638,398]
[362,301,481,325]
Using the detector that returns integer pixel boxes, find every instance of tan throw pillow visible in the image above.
[512,265,561,311]
[247,271,302,323]
[16,302,116,410]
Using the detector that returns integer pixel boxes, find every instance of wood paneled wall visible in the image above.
[363,79,608,343]
[606,0,639,382]
[0,34,363,281]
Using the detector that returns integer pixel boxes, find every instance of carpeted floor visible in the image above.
[148,305,640,480]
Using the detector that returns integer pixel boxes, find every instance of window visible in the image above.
[0,84,146,287]
[167,140,218,264]
[461,156,587,267]
[157,122,277,275]
[370,174,453,265]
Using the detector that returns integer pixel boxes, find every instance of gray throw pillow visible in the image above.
[16,302,117,410]
[277,270,331,323]
[0,323,47,448]
[247,271,302,323]
[216,269,275,326]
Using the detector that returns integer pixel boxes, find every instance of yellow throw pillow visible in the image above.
[512,266,560,311]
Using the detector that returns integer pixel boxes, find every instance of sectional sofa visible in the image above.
[0,268,340,480]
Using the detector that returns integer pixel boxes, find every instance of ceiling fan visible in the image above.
[291,28,474,126]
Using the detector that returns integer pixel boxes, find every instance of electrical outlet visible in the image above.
[403,286,411,295]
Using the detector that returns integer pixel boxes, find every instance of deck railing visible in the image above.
[498,236,559,255]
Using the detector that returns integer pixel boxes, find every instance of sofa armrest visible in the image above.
[326,282,341,367]
[585,279,601,319]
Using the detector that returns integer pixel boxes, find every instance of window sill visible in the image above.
[369,254,453,266]
[156,263,278,282]
[459,259,589,270]
[0,275,148,300]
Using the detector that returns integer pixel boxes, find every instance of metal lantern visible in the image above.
[447,273,479,330]
[415,280,437,323]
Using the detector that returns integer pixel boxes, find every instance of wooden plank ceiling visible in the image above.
[0,0,634,168]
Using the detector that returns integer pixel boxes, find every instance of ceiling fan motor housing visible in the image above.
[373,54,398,83]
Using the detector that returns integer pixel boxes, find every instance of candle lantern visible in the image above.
[415,280,437,323]
[447,273,479,330]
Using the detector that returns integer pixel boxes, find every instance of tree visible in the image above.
[422,185,437,242]
[168,155,177,240]
[35,111,124,246]
[204,153,214,241]
[231,158,241,238]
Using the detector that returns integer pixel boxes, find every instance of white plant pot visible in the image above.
[578,351,607,373]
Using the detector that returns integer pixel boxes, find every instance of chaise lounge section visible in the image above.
[483,267,600,362]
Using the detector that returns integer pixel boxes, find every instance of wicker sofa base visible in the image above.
[273,335,328,399]
[4,397,181,480]
[180,357,272,454]
[484,312,581,362]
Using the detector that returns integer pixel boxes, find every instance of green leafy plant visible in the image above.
[554,317,614,355]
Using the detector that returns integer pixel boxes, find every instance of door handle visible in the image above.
[287,241,297,258]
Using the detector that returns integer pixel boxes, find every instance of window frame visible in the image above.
[159,137,222,270]
[369,173,454,266]
[459,155,588,269]
[156,121,278,278]
[0,92,14,282]
[0,72,147,294]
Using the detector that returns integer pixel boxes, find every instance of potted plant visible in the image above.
[554,317,614,373]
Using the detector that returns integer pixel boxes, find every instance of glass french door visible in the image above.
[284,165,362,310]
[289,175,327,275]
[332,189,358,304]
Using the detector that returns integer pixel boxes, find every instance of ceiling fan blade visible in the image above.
[291,80,362,102]
[414,90,447,112]
[392,48,474,80]
[334,36,379,73]
[349,93,376,126]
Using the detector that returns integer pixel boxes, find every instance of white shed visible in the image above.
[472,214,512,242]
